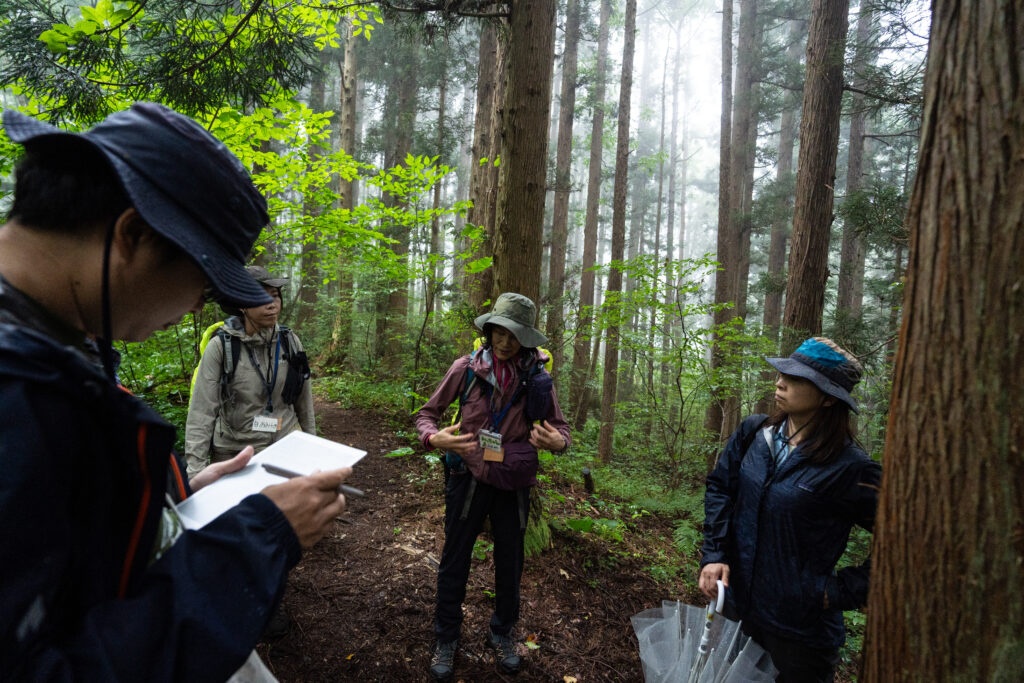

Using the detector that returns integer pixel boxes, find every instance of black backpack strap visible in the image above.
[218,328,241,405]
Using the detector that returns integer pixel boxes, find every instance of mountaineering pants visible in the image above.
[741,621,841,683]
[434,470,528,643]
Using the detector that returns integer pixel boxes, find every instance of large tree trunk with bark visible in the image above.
[546,0,581,379]
[569,0,611,424]
[861,3,1024,679]
[492,0,556,304]
[702,0,734,460]
[597,0,636,463]
[781,0,849,353]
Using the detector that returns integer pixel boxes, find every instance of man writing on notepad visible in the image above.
[0,103,351,681]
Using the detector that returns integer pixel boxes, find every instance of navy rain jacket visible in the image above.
[701,414,881,649]
[0,322,301,681]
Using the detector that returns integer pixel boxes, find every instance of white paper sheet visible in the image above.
[175,431,366,529]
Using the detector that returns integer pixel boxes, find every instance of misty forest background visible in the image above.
[1,1,1021,679]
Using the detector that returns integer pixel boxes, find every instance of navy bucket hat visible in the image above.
[2,103,272,309]
[766,337,864,412]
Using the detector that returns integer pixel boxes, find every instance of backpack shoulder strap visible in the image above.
[218,328,241,395]
[278,326,293,359]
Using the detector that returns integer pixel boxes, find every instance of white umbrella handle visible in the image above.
[714,579,725,614]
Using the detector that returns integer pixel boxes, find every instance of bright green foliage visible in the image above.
[0,0,381,123]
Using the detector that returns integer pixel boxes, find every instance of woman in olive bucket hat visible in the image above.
[699,338,882,682]
[415,293,571,680]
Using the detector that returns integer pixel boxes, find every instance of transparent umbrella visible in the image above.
[631,582,776,683]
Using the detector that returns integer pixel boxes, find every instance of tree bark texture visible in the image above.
[861,2,1024,679]
[492,0,556,304]
[597,0,636,463]
[546,0,581,378]
[569,0,611,417]
[727,0,759,325]
[782,0,849,353]
[703,0,734,454]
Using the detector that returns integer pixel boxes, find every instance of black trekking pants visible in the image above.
[434,471,528,643]
[741,621,840,683]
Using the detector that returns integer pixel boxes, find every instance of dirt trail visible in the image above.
[255,402,687,682]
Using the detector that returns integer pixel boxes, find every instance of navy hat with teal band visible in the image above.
[766,337,864,412]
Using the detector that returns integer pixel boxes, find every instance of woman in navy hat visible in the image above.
[699,337,882,682]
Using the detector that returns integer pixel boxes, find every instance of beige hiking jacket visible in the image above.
[185,319,315,477]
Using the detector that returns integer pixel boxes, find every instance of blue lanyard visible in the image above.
[486,379,525,431]
[246,334,281,412]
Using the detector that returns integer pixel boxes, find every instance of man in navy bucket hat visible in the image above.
[0,103,353,680]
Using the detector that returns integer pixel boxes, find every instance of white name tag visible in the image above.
[252,414,280,433]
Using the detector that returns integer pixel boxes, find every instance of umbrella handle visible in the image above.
[714,579,725,614]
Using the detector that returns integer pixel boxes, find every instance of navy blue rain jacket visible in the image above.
[701,414,881,649]
[0,323,302,681]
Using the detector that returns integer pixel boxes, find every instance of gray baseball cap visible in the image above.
[474,292,548,348]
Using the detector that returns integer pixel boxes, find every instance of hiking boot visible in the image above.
[486,630,521,675]
[428,639,458,681]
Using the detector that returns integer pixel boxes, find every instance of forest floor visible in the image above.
[254,401,694,682]
[254,401,861,682]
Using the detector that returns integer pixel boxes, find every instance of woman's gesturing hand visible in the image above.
[429,422,477,456]
[529,420,566,452]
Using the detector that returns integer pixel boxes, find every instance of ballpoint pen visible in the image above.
[261,463,365,497]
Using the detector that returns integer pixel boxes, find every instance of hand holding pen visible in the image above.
[259,465,356,547]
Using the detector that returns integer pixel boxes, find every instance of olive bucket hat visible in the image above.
[474,292,548,348]
[2,102,272,309]
[766,337,864,412]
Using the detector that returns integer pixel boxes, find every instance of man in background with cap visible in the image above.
[185,264,315,481]
[0,103,351,680]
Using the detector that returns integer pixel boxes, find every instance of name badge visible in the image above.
[479,428,504,462]
[253,414,281,433]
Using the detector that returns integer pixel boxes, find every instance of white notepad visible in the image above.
[175,431,366,529]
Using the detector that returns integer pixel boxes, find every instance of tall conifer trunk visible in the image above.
[546,0,581,379]
[569,0,611,425]
[492,0,556,303]
[782,0,850,352]
[597,0,636,463]
[862,1,1024,678]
